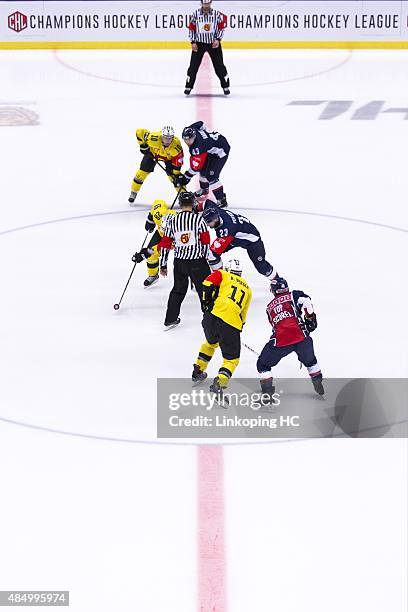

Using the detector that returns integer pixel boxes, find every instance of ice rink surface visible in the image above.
[0,49,407,611]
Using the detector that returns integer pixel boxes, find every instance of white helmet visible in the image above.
[225,259,242,276]
[161,125,175,146]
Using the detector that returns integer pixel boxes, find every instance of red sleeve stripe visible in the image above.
[200,231,210,245]
[157,236,173,251]
[188,22,196,31]
[206,270,223,286]
[171,152,184,167]
[210,235,234,255]
[219,13,227,29]
[190,152,208,172]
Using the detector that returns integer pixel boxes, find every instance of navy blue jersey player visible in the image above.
[175,121,230,207]
[257,277,324,399]
[202,202,278,281]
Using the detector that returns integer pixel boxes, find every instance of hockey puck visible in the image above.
[113,304,120,310]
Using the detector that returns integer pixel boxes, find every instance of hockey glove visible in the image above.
[139,143,150,155]
[165,162,177,177]
[145,214,155,233]
[202,284,218,312]
[174,174,190,188]
[304,313,318,333]
[132,247,153,264]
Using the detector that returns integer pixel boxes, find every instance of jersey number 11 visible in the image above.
[229,285,245,308]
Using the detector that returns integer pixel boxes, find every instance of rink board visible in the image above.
[2,0,408,48]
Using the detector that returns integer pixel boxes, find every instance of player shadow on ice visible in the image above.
[189,93,229,98]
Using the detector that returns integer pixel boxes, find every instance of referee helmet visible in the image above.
[179,191,195,207]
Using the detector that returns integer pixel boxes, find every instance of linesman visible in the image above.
[185,0,230,96]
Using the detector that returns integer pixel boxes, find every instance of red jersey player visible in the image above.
[257,277,324,399]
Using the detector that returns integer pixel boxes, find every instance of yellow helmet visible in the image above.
[151,199,169,222]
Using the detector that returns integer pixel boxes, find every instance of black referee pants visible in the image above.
[186,43,229,90]
[164,258,211,325]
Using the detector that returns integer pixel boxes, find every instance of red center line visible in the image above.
[196,54,213,126]
[196,54,227,612]
[198,446,227,612]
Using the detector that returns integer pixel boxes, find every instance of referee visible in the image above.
[185,0,230,96]
[158,192,211,329]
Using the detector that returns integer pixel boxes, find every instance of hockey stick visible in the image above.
[169,186,184,210]
[114,181,183,311]
[113,231,150,311]
[154,159,187,208]
[243,341,303,369]
[243,342,260,357]
[114,165,186,311]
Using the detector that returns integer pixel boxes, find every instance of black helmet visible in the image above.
[271,277,289,295]
[202,205,220,225]
[179,191,195,206]
[182,126,196,142]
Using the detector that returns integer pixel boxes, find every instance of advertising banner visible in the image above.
[1,1,408,48]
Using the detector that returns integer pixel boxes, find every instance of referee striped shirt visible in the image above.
[159,211,209,267]
[188,8,227,44]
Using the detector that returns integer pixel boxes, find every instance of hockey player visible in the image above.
[128,126,183,206]
[174,121,230,207]
[202,203,278,282]
[192,259,252,395]
[132,200,176,287]
[257,277,324,400]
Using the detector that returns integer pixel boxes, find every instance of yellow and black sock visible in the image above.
[218,358,239,388]
[195,341,219,372]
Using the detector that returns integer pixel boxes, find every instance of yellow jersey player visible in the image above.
[192,258,252,395]
[132,200,176,287]
[128,126,184,206]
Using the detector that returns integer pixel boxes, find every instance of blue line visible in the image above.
[1,204,406,238]
[0,207,149,237]
[242,206,408,234]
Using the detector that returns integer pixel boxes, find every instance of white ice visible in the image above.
[0,49,406,611]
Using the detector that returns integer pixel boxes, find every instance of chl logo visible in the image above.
[8,11,28,32]
[180,232,191,244]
